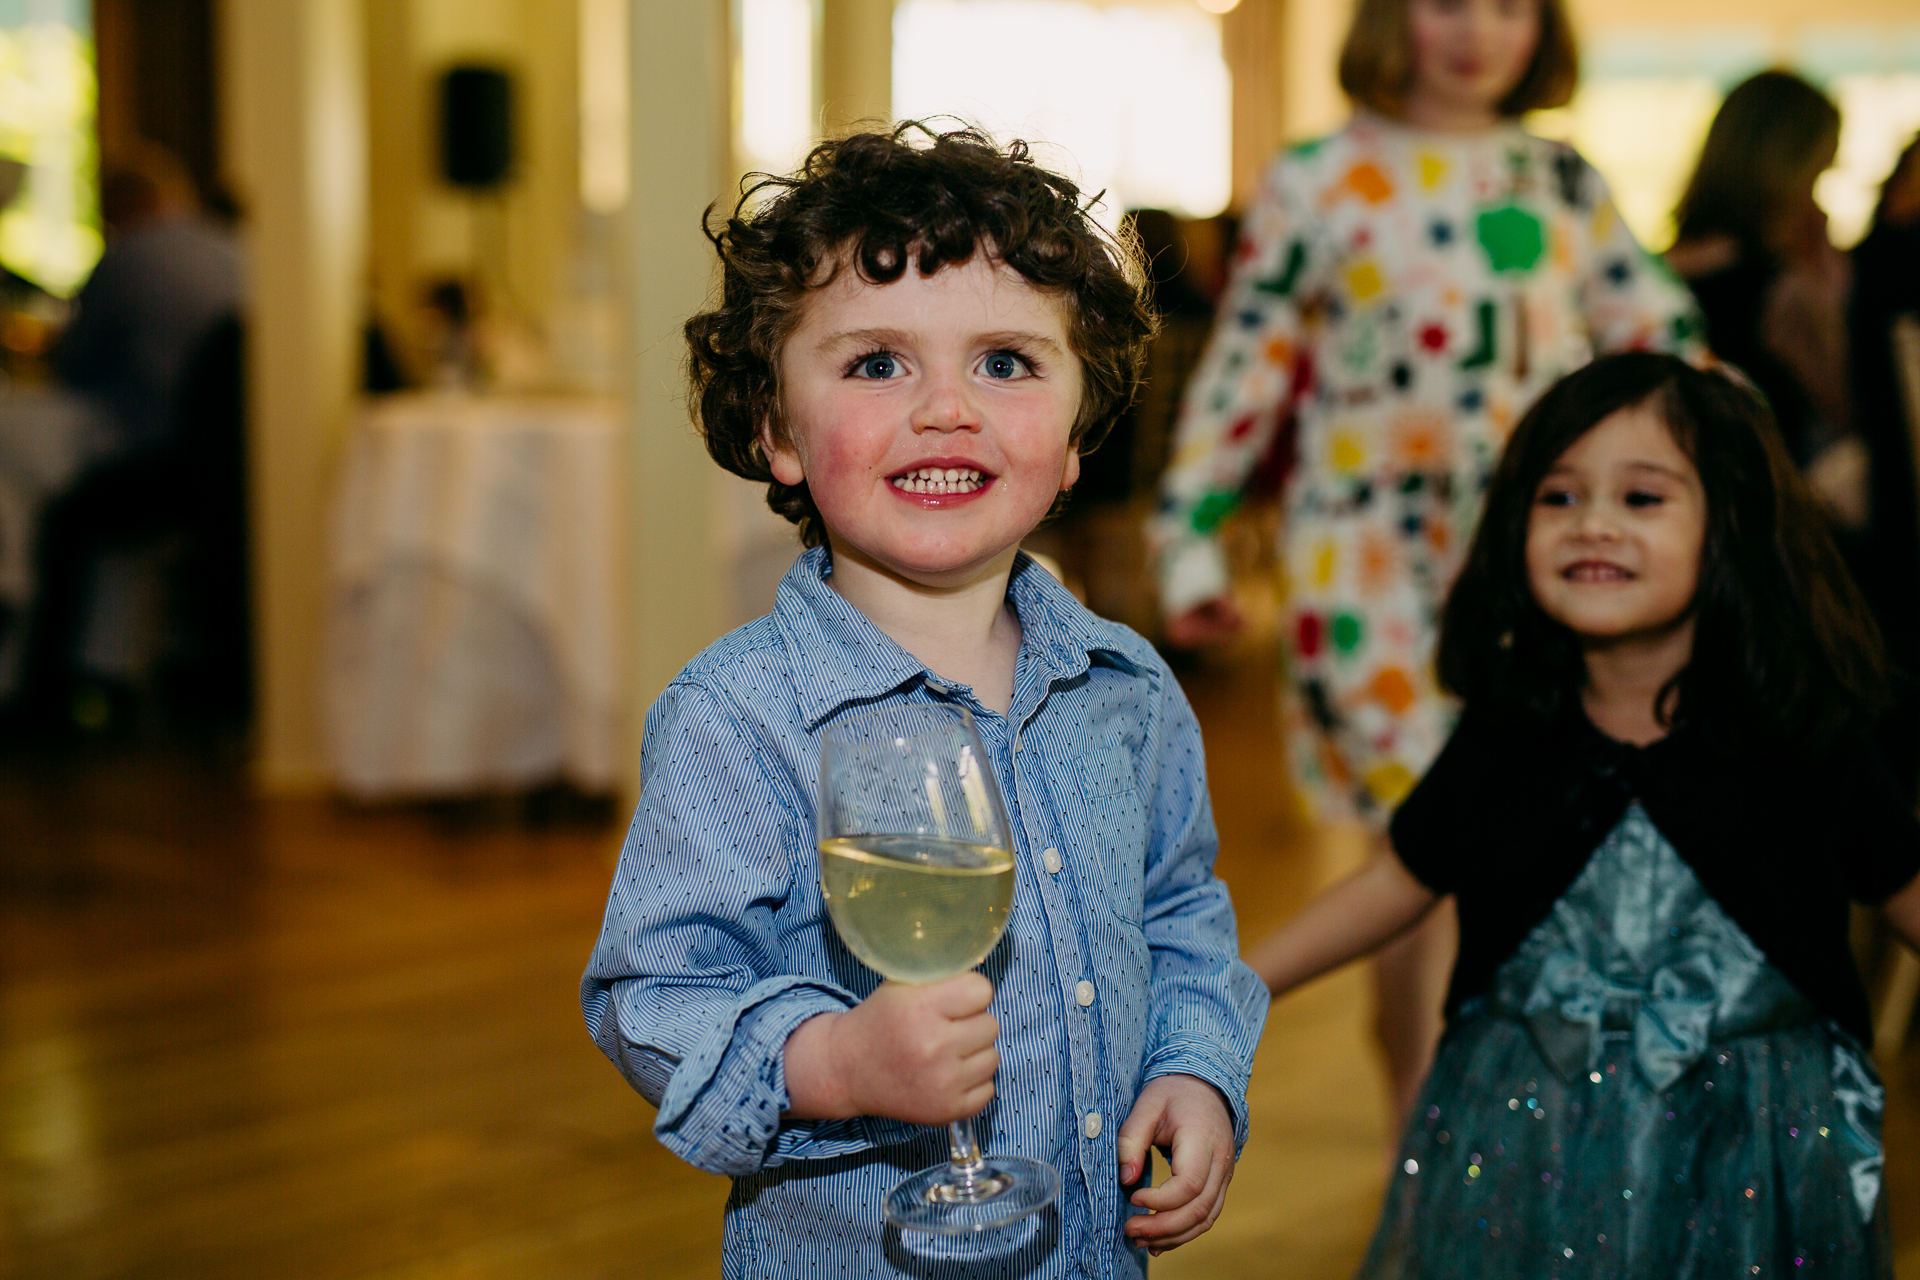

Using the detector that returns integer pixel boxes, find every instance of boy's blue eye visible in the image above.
[1537,490,1575,508]
[981,350,1031,380]
[1624,491,1664,508]
[851,353,899,380]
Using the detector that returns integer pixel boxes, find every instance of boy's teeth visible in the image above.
[892,467,984,494]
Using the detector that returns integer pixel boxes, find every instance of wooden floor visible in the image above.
[8,653,1920,1277]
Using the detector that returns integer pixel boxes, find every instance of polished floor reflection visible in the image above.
[5,651,1920,1277]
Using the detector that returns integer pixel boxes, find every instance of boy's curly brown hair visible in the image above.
[685,121,1158,548]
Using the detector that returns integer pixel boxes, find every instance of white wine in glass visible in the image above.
[818,705,1059,1235]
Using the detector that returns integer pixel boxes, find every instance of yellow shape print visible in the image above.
[1328,426,1368,474]
[1417,152,1449,191]
[1365,761,1416,808]
[1590,201,1615,244]
[1311,539,1337,587]
[1344,259,1384,301]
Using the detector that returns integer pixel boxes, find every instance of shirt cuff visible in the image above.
[653,975,858,1175]
[1141,1037,1254,1156]
[1159,535,1232,619]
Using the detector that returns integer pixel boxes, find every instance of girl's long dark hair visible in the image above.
[1439,353,1886,749]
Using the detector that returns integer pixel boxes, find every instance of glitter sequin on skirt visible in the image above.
[1358,805,1891,1278]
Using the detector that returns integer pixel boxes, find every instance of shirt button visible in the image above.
[1075,980,1096,1007]
[1013,730,1022,753]
[1084,1111,1102,1139]
[1042,847,1062,874]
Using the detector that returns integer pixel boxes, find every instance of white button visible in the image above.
[1042,847,1062,874]
[1075,980,1096,1007]
[1013,731,1022,753]
[1084,1111,1102,1139]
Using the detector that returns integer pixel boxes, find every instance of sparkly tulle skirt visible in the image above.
[1357,807,1892,1279]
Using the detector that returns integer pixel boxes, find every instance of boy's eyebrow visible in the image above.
[813,327,1068,358]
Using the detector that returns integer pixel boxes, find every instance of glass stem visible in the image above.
[947,1118,986,1188]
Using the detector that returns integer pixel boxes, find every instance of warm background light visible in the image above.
[893,0,1233,222]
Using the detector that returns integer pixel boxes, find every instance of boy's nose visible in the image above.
[911,379,980,433]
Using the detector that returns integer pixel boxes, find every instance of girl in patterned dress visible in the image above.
[1154,0,1701,1117]
[1253,353,1920,1277]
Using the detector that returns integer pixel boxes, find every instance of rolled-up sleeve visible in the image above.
[580,681,912,1175]
[1135,674,1270,1153]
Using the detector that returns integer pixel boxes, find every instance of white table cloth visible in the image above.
[326,392,624,798]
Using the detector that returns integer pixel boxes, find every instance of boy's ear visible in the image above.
[1060,446,1081,492]
[759,418,805,487]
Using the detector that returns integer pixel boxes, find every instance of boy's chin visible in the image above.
[829,534,1021,588]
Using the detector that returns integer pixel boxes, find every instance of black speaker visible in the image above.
[440,65,514,188]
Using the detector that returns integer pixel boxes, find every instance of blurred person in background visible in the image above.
[1667,73,1863,523]
[7,144,246,735]
[1154,0,1702,1127]
[1850,135,1920,795]
[1037,207,1231,628]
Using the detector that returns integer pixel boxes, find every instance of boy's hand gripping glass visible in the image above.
[818,704,1060,1234]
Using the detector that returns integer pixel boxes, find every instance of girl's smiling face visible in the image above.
[764,253,1083,589]
[1406,0,1541,121]
[1525,402,1707,645]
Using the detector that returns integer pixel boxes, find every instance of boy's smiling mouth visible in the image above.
[889,465,991,496]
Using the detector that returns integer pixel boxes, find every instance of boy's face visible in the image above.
[766,253,1083,589]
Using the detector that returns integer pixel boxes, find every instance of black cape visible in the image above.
[1390,709,1920,1045]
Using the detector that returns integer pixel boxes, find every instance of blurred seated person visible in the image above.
[8,146,246,733]
[1850,135,1920,792]
[1666,71,1864,525]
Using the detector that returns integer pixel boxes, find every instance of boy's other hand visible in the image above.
[783,973,998,1125]
[1117,1074,1236,1255]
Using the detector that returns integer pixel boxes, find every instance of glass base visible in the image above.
[884,1155,1060,1235]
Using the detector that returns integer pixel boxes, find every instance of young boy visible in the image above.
[581,125,1268,1278]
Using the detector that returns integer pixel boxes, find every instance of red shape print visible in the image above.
[1296,612,1324,658]
[1227,414,1257,441]
[1418,323,1448,353]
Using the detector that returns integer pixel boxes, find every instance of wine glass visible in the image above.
[818,704,1060,1235]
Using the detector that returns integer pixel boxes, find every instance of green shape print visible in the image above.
[1475,203,1544,275]
[1190,489,1241,534]
[1331,612,1364,654]
[1253,240,1309,298]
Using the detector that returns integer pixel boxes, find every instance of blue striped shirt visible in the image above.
[582,548,1268,1278]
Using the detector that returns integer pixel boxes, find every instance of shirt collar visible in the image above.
[772,545,1137,730]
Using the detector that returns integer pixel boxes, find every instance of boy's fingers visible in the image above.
[926,971,994,1016]
[1128,1188,1213,1243]
[955,1043,999,1090]
[958,1078,995,1116]
[1114,1097,1167,1186]
[1131,1157,1231,1249]
[949,1010,1000,1056]
[1129,1125,1208,1212]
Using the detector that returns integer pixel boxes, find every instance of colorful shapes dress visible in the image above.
[1154,113,1702,823]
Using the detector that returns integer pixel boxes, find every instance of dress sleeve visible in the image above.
[1152,149,1327,618]
[579,681,913,1176]
[1137,667,1270,1153]
[1387,714,1487,894]
[1829,738,1920,904]
[1564,147,1706,360]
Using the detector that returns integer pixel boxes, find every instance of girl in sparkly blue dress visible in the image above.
[1249,352,1920,1276]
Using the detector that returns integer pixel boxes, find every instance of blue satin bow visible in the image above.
[1521,951,1721,1090]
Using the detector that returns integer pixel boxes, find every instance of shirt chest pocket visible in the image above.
[1075,741,1148,923]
